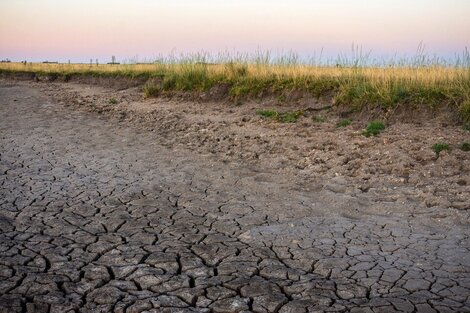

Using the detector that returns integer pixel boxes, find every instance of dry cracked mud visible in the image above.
[1,80,470,313]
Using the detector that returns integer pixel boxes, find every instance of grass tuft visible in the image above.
[257,109,279,119]
[108,97,118,104]
[312,115,326,123]
[336,119,352,128]
[278,111,303,123]
[257,109,303,123]
[144,84,161,97]
[432,143,451,157]
[460,142,470,152]
[459,100,470,123]
[225,62,248,78]
[362,121,386,137]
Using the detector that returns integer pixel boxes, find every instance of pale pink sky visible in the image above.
[1,0,469,63]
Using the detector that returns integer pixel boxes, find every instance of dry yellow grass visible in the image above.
[0,62,466,83]
[1,61,469,121]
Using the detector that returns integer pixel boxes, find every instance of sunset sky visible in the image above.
[1,0,469,63]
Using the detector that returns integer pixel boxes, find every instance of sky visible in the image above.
[0,0,469,63]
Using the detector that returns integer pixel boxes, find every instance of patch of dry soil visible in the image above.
[32,80,470,222]
[1,80,469,312]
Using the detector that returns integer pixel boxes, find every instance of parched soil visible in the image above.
[30,80,470,221]
[0,79,469,312]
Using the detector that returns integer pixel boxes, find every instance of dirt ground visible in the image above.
[1,79,469,312]
[30,80,470,222]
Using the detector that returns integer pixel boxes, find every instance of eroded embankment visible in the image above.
[1,77,469,224]
[1,67,470,124]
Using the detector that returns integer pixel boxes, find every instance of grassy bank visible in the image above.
[1,61,469,122]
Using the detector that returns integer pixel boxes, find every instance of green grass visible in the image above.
[336,119,352,128]
[144,84,161,97]
[277,94,287,102]
[108,97,118,104]
[432,143,451,157]
[460,142,470,151]
[334,78,455,112]
[257,109,279,119]
[312,115,326,123]
[362,120,386,137]
[460,100,470,123]
[278,111,303,123]
[225,62,248,78]
[257,109,303,123]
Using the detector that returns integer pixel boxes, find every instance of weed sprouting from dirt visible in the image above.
[257,109,303,123]
[432,143,451,157]
[460,142,470,151]
[257,109,279,119]
[144,84,161,97]
[108,97,118,104]
[336,119,352,128]
[312,115,326,123]
[277,94,287,103]
[278,111,303,123]
[362,121,386,137]
[460,100,470,124]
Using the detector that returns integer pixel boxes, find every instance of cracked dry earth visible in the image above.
[1,82,470,313]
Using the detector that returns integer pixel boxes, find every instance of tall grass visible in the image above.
[1,51,469,121]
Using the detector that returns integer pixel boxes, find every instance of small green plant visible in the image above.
[278,110,303,123]
[257,109,279,119]
[460,142,470,152]
[312,115,326,123]
[362,120,386,137]
[108,97,118,104]
[336,119,352,128]
[144,84,161,97]
[277,94,286,102]
[432,143,451,157]
[459,100,470,124]
[464,122,470,132]
[256,109,303,123]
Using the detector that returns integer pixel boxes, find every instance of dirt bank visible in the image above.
[3,78,470,223]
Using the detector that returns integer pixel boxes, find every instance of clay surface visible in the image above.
[1,81,469,312]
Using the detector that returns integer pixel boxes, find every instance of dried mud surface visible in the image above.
[1,80,469,313]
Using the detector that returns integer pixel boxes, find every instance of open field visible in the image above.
[1,60,470,123]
